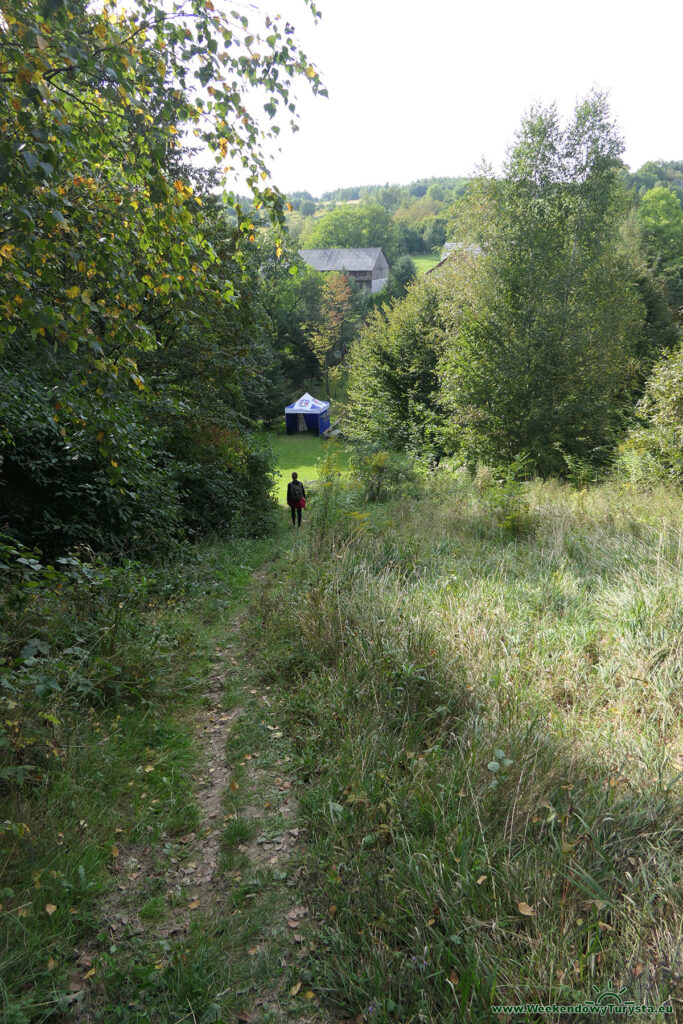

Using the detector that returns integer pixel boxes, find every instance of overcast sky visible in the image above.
[249,0,683,196]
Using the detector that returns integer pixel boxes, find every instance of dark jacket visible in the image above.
[287,480,306,507]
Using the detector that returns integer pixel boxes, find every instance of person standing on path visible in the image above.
[287,472,306,529]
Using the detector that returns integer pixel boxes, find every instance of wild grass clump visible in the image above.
[252,472,683,1022]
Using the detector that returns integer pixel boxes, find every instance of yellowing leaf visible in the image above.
[144,763,154,772]
[290,981,301,996]
[517,901,535,916]
[83,968,96,980]
[476,875,487,886]
[188,899,200,910]
[305,65,316,78]
[45,903,57,916]
[304,991,314,1000]
[94,22,107,40]
[47,957,57,970]
[66,286,80,299]
[111,844,119,858]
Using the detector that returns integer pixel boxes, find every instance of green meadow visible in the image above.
[410,253,442,274]
[265,430,353,505]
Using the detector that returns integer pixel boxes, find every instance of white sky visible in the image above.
[252,0,683,196]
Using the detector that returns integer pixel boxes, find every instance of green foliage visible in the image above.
[350,448,423,502]
[345,97,671,478]
[346,277,450,461]
[617,341,683,484]
[474,453,535,536]
[0,334,278,554]
[1,0,324,376]
[637,186,683,321]
[440,93,645,474]
[625,160,683,204]
[306,272,354,397]
[387,254,417,296]
[0,0,325,557]
[300,202,401,263]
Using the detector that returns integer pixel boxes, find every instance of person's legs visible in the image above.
[291,505,296,527]
[297,507,302,528]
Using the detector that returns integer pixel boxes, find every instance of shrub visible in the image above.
[350,447,423,502]
[616,341,683,485]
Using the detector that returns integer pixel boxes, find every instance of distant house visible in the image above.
[299,247,389,293]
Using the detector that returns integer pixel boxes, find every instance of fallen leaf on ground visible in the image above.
[290,982,302,996]
[188,899,200,910]
[68,973,84,992]
[45,903,57,916]
[476,875,487,885]
[517,902,535,916]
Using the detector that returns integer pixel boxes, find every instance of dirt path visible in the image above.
[82,570,341,1023]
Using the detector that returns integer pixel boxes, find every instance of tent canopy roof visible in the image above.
[285,392,330,414]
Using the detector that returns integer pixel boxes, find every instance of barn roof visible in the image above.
[299,247,387,272]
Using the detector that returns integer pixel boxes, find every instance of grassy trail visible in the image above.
[6,462,683,1023]
[88,534,339,1023]
[1,525,340,1023]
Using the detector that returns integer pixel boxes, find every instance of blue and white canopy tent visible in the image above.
[285,393,331,436]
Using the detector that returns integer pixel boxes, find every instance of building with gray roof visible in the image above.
[299,247,389,293]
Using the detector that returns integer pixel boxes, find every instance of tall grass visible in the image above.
[251,471,683,1022]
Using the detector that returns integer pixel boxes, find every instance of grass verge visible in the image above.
[249,471,683,1023]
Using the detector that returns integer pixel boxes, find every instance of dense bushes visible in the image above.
[0,345,277,557]
[617,341,683,484]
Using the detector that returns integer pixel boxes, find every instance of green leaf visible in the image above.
[22,151,39,171]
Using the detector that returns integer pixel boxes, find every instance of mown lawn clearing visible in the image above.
[265,432,353,506]
[410,253,441,274]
